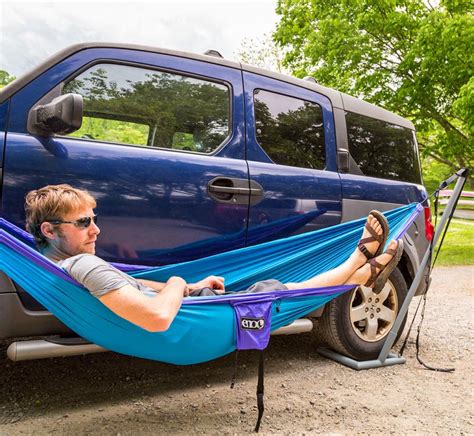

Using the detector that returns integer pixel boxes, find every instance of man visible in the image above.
[25,184,401,332]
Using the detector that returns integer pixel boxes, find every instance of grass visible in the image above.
[433,219,474,266]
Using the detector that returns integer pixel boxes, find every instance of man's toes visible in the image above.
[388,240,398,250]
[374,221,382,235]
[369,216,382,234]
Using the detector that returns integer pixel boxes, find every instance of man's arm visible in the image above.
[137,278,167,292]
[99,276,187,332]
[138,275,226,294]
[62,255,188,332]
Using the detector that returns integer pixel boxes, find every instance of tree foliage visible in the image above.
[236,33,289,74]
[0,70,16,88]
[274,0,473,176]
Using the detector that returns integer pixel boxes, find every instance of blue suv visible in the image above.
[0,43,432,360]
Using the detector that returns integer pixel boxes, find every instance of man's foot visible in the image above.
[353,211,388,267]
[347,240,402,288]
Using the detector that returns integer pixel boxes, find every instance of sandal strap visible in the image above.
[364,222,384,244]
[364,259,382,287]
[357,242,372,260]
[363,246,398,287]
[369,258,384,270]
[358,236,377,246]
[357,221,384,260]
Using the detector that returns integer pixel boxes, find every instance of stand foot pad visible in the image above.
[318,347,406,370]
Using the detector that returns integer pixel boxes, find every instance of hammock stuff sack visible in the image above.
[0,203,421,364]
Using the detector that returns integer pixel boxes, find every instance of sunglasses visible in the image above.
[48,215,98,229]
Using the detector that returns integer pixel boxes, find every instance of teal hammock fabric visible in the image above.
[0,203,421,365]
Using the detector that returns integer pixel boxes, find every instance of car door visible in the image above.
[243,71,342,245]
[2,47,250,265]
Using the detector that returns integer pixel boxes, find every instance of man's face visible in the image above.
[49,206,101,257]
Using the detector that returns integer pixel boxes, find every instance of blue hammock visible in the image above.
[0,203,421,365]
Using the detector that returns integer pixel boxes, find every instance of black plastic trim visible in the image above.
[0,293,71,340]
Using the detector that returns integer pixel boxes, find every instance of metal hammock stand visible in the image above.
[318,168,469,370]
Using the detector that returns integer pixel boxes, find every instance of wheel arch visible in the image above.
[397,251,415,291]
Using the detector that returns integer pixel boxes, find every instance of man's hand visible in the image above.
[188,276,225,295]
[167,276,189,296]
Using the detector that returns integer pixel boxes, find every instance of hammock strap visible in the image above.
[414,293,454,372]
[230,350,239,389]
[254,350,265,433]
[398,289,423,357]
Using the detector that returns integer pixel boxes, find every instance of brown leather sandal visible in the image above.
[357,210,389,260]
[364,239,404,291]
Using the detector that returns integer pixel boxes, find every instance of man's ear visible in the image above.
[39,222,58,241]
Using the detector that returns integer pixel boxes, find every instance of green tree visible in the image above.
[0,70,16,88]
[274,0,473,179]
[236,33,289,74]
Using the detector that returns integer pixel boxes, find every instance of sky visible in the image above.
[0,0,279,77]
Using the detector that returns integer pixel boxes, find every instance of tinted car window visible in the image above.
[346,112,422,184]
[254,89,325,170]
[63,64,230,153]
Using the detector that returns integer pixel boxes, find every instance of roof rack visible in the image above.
[303,76,317,83]
[204,49,223,58]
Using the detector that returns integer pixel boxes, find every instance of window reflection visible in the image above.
[63,64,230,153]
[254,89,325,170]
[346,112,421,183]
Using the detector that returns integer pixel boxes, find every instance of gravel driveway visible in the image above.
[0,266,472,434]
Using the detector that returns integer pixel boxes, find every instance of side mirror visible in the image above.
[28,93,83,136]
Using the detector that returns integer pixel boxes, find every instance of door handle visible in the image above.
[208,185,251,195]
[209,185,263,196]
[208,177,264,204]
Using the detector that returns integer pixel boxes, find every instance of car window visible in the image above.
[253,89,325,170]
[62,63,230,153]
[346,112,422,184]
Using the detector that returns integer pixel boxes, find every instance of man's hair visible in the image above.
[25,184,96,249]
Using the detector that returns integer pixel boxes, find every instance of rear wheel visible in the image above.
[319,267,408,360]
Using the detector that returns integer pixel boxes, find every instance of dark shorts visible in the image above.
[189,279,288,297]
[241,279,288,294]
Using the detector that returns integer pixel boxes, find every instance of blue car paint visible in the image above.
[340,173,427,205]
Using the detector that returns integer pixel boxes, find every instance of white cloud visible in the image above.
[0,0,279,76]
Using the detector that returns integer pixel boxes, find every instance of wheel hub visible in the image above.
[349,281,399,343]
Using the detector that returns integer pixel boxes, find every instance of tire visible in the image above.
[318,267,408,360]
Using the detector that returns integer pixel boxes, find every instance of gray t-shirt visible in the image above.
[58,254,158,298]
